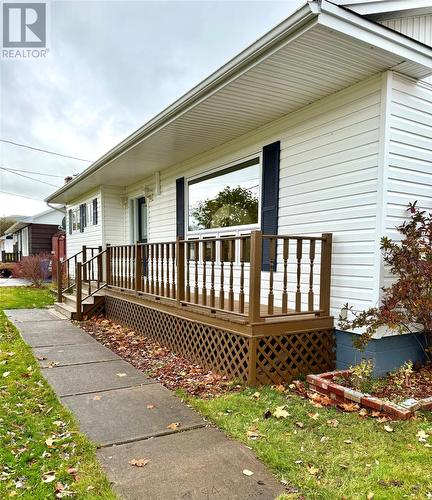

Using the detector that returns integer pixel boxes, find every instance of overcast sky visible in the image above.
[0,0,303,217]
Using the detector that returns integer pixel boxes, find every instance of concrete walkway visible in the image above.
[6,308,283,500]
[0,277,32,287]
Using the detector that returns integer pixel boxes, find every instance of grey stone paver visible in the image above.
[7,308,284,499]
[43,359,155,397]
[98,427,282,500]
[34,343,120,368]
[62,384,206,446]
[5,308,60,322]
[15,321,99,347]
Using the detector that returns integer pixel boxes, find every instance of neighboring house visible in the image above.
[0,234,14,254]
[46,0,432,382]
[4,208,65,261]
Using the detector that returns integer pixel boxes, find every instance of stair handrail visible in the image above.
[74,247,109,320]
[56,249,84,301]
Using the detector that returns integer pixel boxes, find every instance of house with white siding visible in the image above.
[46,0,432,383]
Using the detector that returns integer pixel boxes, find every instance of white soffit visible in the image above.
[331,0,432,19]
[47,1,432,204]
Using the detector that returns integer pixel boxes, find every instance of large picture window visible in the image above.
[188,158,260,232]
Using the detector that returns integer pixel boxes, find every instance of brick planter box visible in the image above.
[307,370,432,420]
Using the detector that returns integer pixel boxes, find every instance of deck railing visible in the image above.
[1,250,21,263]
[104,231,332,323]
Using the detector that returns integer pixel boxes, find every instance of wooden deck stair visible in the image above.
[54,285,106,320]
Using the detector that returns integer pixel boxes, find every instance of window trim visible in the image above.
[185,153,262,238]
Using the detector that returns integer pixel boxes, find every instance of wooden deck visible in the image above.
[56,231,335,385]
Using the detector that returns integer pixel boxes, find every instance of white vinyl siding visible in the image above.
[378,15,432,47]
[381,73,432,291]
[102,186,126,246]
[121,75,383,318]
[66,190,102,258]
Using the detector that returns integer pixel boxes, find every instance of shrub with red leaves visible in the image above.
[12,253,52,287]
[339,202,432,359]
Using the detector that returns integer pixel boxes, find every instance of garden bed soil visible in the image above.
[79,316,241,398]
[307,367,432,420]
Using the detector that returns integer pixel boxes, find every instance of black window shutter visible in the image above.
[93,198,98,225]
[68,209,72,235]
[176,177,185,238]
[261,141,280,271]
[79,204,86,232]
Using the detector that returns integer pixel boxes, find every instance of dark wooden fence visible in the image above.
[1,251,21,263]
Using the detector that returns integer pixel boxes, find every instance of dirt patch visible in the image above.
[79,315,241,398]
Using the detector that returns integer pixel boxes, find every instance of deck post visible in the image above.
[319,233,333,317]
[82,245,87,282]
[105,244,111,285]
[76,262,82,321]
[248,337,258,386]
[248,230,262,324]
[97,245,103,282]
[56,260,63,303]
[176,237,185,304]
[135,243,142,292]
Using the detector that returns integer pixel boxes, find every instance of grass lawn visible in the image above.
[0,286,115,499]
[191,386,432,499]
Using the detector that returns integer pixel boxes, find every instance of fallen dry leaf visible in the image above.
[327,419,339,428]
[116,373,127,377]
[367,493,374,500]
[42,472,56,483]
[307,465,319,476]
[93,395,101,401]
[252,391,260,399]
[417,430,429,442]
[344,439,353,444]
[128,458,150,467]
[242,469,254,476]
[308,412,319,420]
[146,404,156,409]
[339,402,359,412]
[384,425,394,433]
[167,422,180,430]
[274,406,290,419]
[45,437,55,447]
[295,422,305,429]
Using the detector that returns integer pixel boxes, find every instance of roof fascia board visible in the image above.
[321,0,432,67]
[46,2,318,204]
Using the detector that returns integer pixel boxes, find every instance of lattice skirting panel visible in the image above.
[255,330,335,385]
[105,296,335,386]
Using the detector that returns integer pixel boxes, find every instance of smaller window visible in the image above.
[86,203,93,226]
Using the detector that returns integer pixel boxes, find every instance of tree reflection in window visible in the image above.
[188,158,259,231]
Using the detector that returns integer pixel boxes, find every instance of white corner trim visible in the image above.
[373,70,393,307]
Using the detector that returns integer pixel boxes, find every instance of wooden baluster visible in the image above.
[171,242,176,299]
[295,239,303,312]
[282,239,289,313]
[176,238,185,304]
[155,244,160,295]
[144,245,149,293]
[165,243,170,298]
[132,245,136,290]
[319,233,332,317]
[201,241,207,306]
[135,244,141,291]
[210,240,216,308]
[119,246,123,288]
[194,241,199,304]
[239,238,245,313]
[308,240,316,311]
[98,245,103,285]
[267,237,276,315]
[150,245,155,294]
[160,243,165,297]
[219,240,225,310]
[185,242,191,302]
[115,247,118,287]
[67,260,70,289]
[228,239,235,311]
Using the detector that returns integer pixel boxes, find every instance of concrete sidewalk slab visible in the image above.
[43,359,155,397]
[5,308,60,322]
[62,384,206,446]
[97,427,283,500]
[34,343,120,368]
[15,322,99,348]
